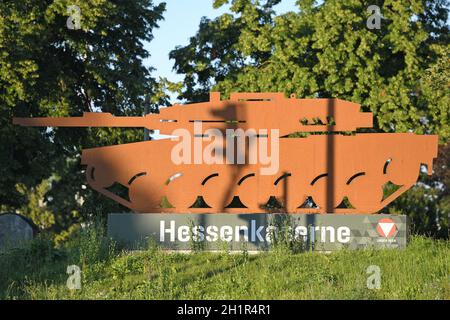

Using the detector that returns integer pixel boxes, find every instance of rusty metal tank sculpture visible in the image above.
[13,92,438,214]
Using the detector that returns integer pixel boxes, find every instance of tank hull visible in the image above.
[81,133,438,214]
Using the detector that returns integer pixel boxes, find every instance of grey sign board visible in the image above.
[108,213,409,251]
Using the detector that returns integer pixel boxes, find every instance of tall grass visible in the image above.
[0,223,448,300]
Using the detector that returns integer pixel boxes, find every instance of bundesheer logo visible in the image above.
[376,218,397,238]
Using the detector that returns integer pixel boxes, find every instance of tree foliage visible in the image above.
[1,0,448,238]
[0,0,168,236]
[171,0,449,236]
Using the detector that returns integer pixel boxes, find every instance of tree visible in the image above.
[0,0,168,237]
[171,0,449,236]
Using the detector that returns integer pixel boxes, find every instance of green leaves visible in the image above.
[1,0,448,238]
[171,0,449,141]
[170,0,449,236]
[213,0,230,9]
[1,0,168,233]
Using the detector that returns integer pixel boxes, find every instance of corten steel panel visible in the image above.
[13,92,438,214]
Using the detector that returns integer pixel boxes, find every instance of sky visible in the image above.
[145,0,299,89]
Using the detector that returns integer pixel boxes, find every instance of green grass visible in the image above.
[0,225,448,300]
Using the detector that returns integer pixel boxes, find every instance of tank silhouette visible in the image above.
[13,92,438,214]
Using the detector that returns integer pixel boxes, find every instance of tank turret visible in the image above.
[13,92,438,214]
[13,92,373,135]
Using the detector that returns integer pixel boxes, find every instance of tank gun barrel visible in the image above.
[13,112,155,130]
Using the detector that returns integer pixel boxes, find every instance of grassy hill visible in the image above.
[0,225,448,300]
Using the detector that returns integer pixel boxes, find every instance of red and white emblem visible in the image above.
[376,218,397,238]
